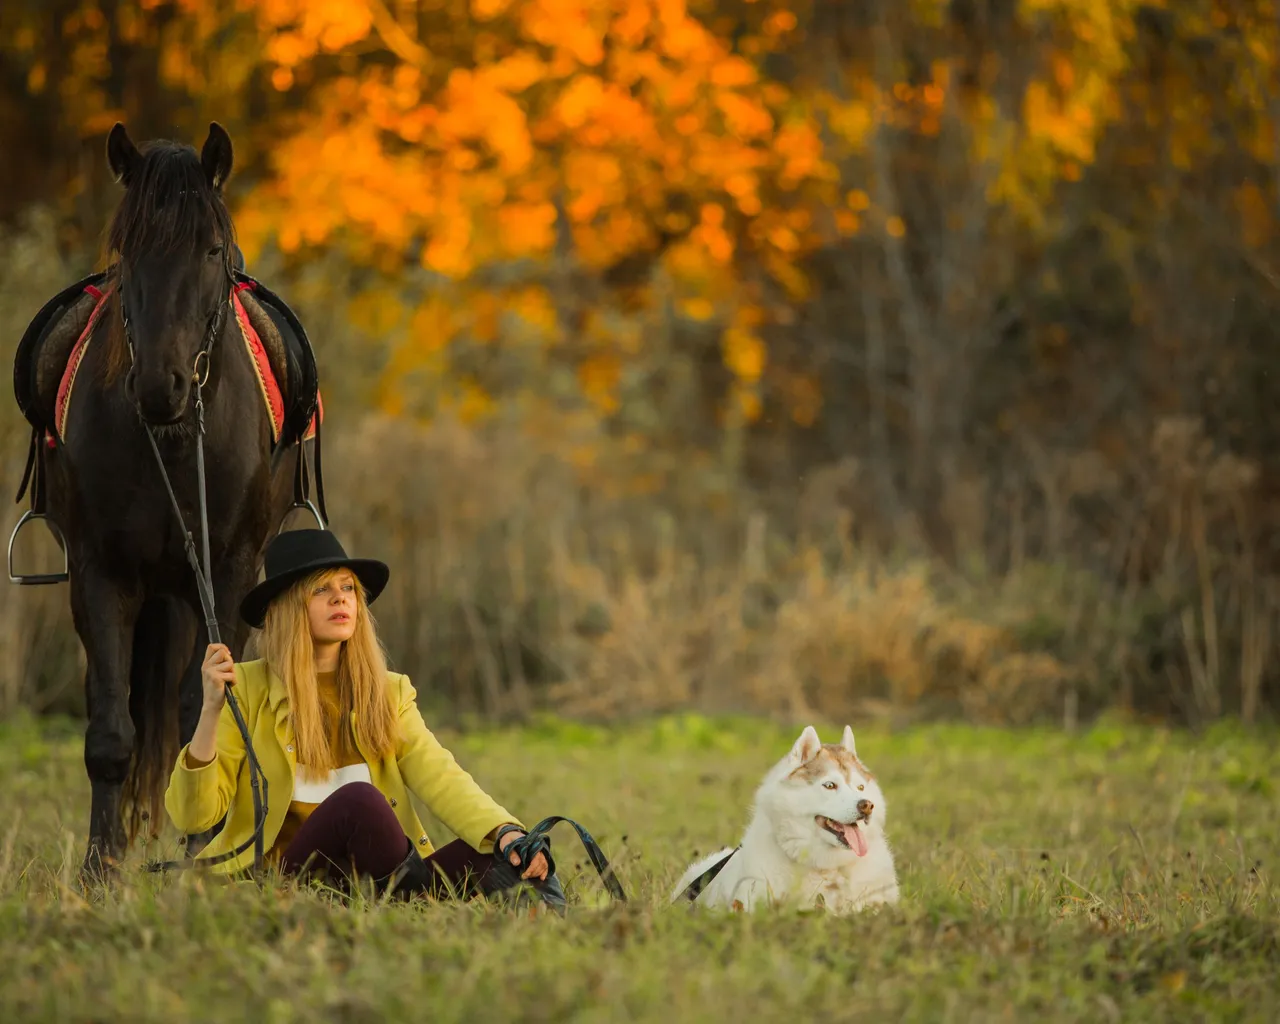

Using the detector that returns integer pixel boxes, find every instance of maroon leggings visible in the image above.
[279,781,496,899]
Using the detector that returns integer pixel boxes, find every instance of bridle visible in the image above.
[118,259,230,388]
[119,257,270,877]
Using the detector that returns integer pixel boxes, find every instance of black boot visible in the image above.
[379,841,569,911]
[375,844,450,901]
[479,861,568,915]
[484,824,571,914]
[376,843,523,904]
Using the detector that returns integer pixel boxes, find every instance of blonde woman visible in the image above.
[164,529,559,905]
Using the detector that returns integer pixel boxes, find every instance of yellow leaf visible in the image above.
[497,202,557,256]
[835,210,860,235]
[424,225,473,278]
[471,0,514,21]
[410,298,456,352]
[555,75,605,129]
[509,286,558,339]
[612,3,651,46]
[710,56,756,88]
[681,297,716,321]
[452,380,495,423]
[696,223,734,263]
[578,353,621,414]
[722,326,766,383]
[716,93,773,138]
[768,225,800,253]
[763,10,797,36]
[828,101,872,147]
[483,53,546,93]
[732,385,762,423]
[470,292,501,343]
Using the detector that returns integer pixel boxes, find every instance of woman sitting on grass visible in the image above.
[164,528,560,905]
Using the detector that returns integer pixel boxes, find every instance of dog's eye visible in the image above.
[857,784,865,791]
[822,781,837,790]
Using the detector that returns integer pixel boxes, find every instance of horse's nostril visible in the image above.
[129,367,190,423]
[857,799,874,816]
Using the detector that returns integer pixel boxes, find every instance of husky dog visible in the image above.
[669,725,900,913]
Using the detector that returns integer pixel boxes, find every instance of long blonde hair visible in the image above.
[259,567,399,777]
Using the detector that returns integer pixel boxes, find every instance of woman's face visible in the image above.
[307,570,359,646]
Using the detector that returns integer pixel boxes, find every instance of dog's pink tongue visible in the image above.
[844,823,869,857]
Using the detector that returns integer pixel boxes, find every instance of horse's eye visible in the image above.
[207,244,224,259]
[857,784,865,791]
[823,781,837,790]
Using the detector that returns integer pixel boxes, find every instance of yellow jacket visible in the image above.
[164,659,520,874]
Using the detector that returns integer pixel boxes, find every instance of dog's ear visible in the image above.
[840,725,858,759]
[789,726,822,765]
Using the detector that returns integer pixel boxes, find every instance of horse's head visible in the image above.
[106,121,237,425]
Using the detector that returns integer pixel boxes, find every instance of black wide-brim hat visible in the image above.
[239,529,390,629]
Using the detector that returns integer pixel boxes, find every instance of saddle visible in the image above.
[11,266,328,527]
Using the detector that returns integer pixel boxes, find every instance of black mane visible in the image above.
[106,141,236,258]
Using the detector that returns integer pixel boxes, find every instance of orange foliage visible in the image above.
[9,0,1275,422]
[237,0,825,295]
[224,0,844,420]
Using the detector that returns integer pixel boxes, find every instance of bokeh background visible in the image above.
[1,0,1277,729]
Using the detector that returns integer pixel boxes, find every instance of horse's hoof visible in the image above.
[79,850,121,892]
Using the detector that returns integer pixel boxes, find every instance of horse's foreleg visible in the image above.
[176,595,208,751]
[71,567,141,884]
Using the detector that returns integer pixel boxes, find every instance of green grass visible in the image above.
[0,712,1275,1022]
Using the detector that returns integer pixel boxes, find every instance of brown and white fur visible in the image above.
[669,726,900,913]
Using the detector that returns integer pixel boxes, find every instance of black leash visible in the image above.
[117,275,270,876]
[677,846,739,904]
[494,817,628,903]
[139,382,268,874]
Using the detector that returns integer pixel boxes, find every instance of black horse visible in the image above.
[20,122,319,881]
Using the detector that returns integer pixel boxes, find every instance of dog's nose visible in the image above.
[857,799,874,817]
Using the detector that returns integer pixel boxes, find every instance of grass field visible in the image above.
[0,712,1275,1022]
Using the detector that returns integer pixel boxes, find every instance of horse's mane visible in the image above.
[97,140,238,384]
[105,140,237,259]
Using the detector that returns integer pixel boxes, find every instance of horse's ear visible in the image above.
[106,122,140,187]
[201,121,234,190]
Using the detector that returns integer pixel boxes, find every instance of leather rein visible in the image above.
[117,262,270,876]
